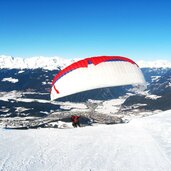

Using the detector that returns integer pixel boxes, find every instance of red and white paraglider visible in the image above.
[51,56,146,100]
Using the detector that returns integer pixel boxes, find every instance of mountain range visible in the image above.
[1,55,171,69]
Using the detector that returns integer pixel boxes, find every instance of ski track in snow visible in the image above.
[1,111,171,171]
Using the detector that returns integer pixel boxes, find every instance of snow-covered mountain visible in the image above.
[1,55,171,69]
[0,55,73,70]
[138,59,171,68]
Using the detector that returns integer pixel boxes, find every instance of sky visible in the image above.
[0,0,171,61]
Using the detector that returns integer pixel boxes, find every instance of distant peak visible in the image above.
[137,60,171,68]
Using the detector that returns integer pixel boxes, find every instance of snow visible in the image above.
[165,81,171,88]
[95,98,125,114]
[138,60,171,68]
[18,70,25,74]
[142,110,171,161]
[2,77,18,83]
[151,76,161,82]
[1,55,171,70]
[145,94,162,100]
[169,82,171,87]
[15,107,29,113]
[1,110,171,171]
[16,98,52,103]
[55,98,127,114]
[42,81,47,85]
[0,55,73,70]
[59,101,88,112]
[0,91,23,101]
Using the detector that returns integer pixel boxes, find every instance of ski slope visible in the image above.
[1,110,171,171]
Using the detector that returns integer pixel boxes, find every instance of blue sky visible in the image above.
[0,0,171,61]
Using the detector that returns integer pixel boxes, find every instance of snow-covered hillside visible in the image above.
[1,110,171,171]
[1,55,171,69]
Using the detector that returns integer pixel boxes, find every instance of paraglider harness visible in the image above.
[71,115,80,128]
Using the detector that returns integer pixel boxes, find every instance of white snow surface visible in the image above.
[151,76,161,82]
[59,102,88,112]
[1,55,171,69]
[145,94,162,100]
[0,91,23,101]
[1,110,171,171]
[2,77,18,83]
[169,82,171,87]
[95,98,125,114]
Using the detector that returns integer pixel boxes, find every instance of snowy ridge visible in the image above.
[0,55,73,70]
[138,60,171,68]
[0,55,171,69]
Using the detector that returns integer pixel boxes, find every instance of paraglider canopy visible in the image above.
[51,56,146,101]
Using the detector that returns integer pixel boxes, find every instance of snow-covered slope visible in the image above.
[1,110,171,171]
[1,55,171,69]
